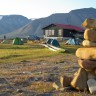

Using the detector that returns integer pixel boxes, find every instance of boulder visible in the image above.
[82,40,96,47]
[71,68,88,91]
[84,29,96,42]
[60,75,73,87]
[78,59,96,70]
[81,18,96,29]
[76,48,96,60]
[87,79,96,94]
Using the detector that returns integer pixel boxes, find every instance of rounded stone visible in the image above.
[81,18,96,29]
[84,29,96,42]
[78,59,96,70]
[76,48,96,60]
[82,40,96,47]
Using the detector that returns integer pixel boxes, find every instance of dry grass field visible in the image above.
[0,41,94,96]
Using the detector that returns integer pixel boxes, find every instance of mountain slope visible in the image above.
[0,15,31,35]
[1,8,96,38]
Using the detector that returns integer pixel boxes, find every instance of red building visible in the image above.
[42,23,84,40]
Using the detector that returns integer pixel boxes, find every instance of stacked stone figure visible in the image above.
[52,18,96,94]
[71,18,96,94]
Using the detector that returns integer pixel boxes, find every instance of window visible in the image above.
[58,29,62,35]
[45,29,55,36]
[45,30,48,33]
[49,30,52,35]
[52,30,54,35]
[45,30,48,36]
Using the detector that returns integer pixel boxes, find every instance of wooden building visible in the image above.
[42,23,84,40]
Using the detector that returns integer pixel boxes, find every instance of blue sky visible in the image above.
[0,0,96,19]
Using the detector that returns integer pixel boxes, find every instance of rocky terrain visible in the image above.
[0,54,95,96]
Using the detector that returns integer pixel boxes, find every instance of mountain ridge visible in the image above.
[0,7,96,39]
[0,15,31,35]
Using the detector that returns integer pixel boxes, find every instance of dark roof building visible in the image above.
[54,24,84,31]
[42,23,84,40]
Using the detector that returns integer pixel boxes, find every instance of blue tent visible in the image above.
[46,39,60,47]
[51,39,60,47]
[27,35,40,40]
[46,39,53,44]
[65,38,79,45]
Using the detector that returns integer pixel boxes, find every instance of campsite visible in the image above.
[0,38,94,96]
[1,18,96,95]
[0,0,96,95]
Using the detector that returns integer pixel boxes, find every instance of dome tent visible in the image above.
[46,39,53,44]
[46,39,60,47]
[65,38,80,45]
[12,37,23,45]
[27,35,40,40]
[51,39,60,47]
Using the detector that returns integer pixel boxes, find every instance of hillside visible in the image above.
[0,15,31,36]
[0,7,96,38]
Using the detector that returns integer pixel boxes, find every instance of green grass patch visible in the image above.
[60,43,81,54]
[0,43,81,63]
[0,44,59,63]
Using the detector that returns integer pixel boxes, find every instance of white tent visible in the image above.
[65,38,80,45]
